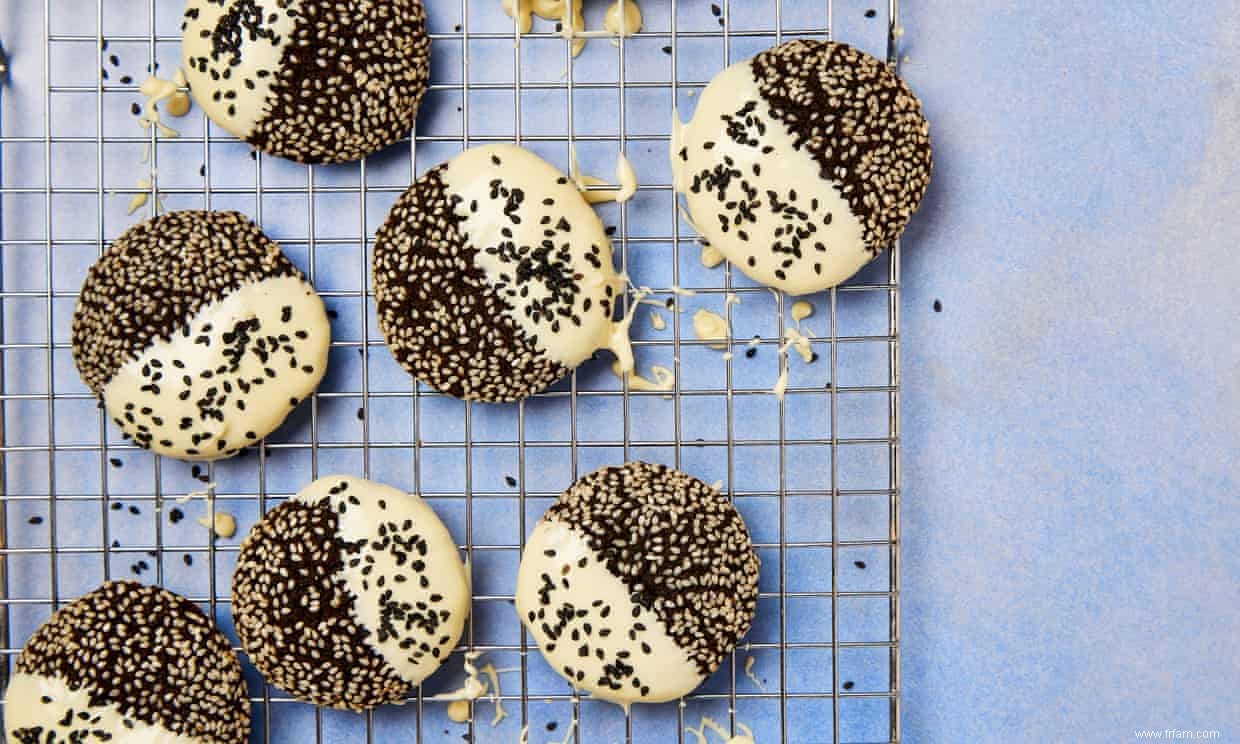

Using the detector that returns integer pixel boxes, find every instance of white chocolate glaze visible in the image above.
[571,147,638,204]
[102,275,329,461]
[790,300,814,323]
[515,521,704,704]
[686,716,756,744]
[611,360,675,391]
[442,145,626,372]
[499,0,641,55]
[700,244,725,268]
[181,0,298,140]
[744,654,765,690]
[295,476,471,687]
[693,309,729,350]
[672,60,869,295]
[5,673,199,744]
[197,510,237,538]
[603,1,643,37]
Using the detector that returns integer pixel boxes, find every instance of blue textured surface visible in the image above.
[898,2,1240,742]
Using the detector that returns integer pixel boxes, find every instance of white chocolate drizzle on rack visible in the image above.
[499,0,643,56]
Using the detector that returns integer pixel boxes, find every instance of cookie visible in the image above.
[674,40,932,294]
[372,145,626,402]
[181,0,431,164]
[232,476,471,710]
[71,210,330,461]
[515,462,761,704]
[4,581,250,744]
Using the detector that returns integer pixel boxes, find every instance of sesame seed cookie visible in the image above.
[673,40,932,295]
[232,476,471,711]
[71,210,330,461]
[4,581,250,744]
[181,0,431,164]
[372,145,626,403]
[516,462,761,704]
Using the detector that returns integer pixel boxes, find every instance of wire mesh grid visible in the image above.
[0,0,901,741]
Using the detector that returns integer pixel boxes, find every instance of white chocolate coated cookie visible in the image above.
[71,210,330,461]
[516,462,760,705]
[5,581,250,744]
[181,0,431,164]
[674,40,932,295]
[232,476,470,710]
[373,145,626,402]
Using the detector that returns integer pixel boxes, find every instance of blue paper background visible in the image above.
[898,1,1240,741]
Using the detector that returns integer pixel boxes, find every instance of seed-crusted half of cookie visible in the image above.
[71,209,330,461]
[515,461,761,704]
[372,144,624,403]
[4,580,251,744]
[674,39,932,295]
[181,0,432,164]
[232,475,471,711]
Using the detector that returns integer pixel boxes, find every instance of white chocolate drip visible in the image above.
[700,244,725,268]
[499,0,643,56]
[570,146,638,204]
[693,309,729,350]
[611,360,675,391]
[686,716,757,744]
[672,60,869,295]
[197,510,236,538]
[603,1,643,37]
[790,300,815,323]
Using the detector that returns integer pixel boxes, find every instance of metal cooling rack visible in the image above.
[0,0,902,742]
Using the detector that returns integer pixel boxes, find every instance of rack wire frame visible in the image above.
[0,0,903,742]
